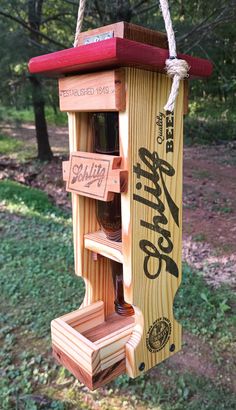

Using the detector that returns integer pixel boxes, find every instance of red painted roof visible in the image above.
[28,37,212,78]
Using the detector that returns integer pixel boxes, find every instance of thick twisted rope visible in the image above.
[73,0,86,47]
[159,0,189,111]
[74,0,189,111]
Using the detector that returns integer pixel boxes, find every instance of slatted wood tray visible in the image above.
[51,301,135,390]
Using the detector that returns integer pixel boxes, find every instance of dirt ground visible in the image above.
[1,122,236,289]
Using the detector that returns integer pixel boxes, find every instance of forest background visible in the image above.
[0,0,235,157]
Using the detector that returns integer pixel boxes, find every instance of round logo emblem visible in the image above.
[146,317,171,353]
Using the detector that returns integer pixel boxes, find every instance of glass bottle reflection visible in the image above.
[93,112,121,241]
[111,261,134,317]
[93,112,134,317]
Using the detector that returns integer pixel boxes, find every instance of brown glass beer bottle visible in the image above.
[93,112,121,241]
[93,112,134,317]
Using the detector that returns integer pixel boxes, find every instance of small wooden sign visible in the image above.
[59,69,125,112]
[63,151,127,201]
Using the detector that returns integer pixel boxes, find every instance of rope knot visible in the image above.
[164,58,190,112]
[165,58,190,79]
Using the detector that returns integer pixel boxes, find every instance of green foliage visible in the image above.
[174,264,235,344]
[44,107,67,126]
[185,116,236,144]
[0,106,67,126]
[0,133,35,161]
[112,370,236,409]
[0,134,23,154]
[0,107,34,123]
[0,179,65,217]
[184,99,236,144]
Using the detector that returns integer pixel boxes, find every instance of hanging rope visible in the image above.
[74,0,87,47]
[74,0,189,111]
[159,0,189,111]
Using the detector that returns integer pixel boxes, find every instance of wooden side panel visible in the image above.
[123,22,168,48]
[51,320,99,374]
[119,68,183,377]
[67,112,114,317]
[76,21,168,49]
[62,301,105,332]
[53,345,126,391]
[59,70,125,112]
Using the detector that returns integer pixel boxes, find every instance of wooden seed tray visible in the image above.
[51,301,134,390]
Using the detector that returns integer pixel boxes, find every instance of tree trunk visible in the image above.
[28,0,53,161]
[29,75,53,161]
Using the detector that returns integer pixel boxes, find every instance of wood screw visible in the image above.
[139,362,145,371]
[170,344,175,352]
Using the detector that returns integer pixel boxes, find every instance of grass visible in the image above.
[0,180,235,409]
[0,133,36,161]
[0,134,23,155]
[174,263,235,344]
[192,170,210,180]
[192,233,206,242]
[111,371,235,410]
[0,106,67,127]
[0,179,65,217]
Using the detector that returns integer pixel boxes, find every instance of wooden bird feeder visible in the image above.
[28,22,212,390]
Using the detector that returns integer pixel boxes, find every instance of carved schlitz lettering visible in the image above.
[71,162,106,188]
[133,147,179,279]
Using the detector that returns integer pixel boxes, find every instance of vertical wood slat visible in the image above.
[67,112,115,317]
[119,68,183,377]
